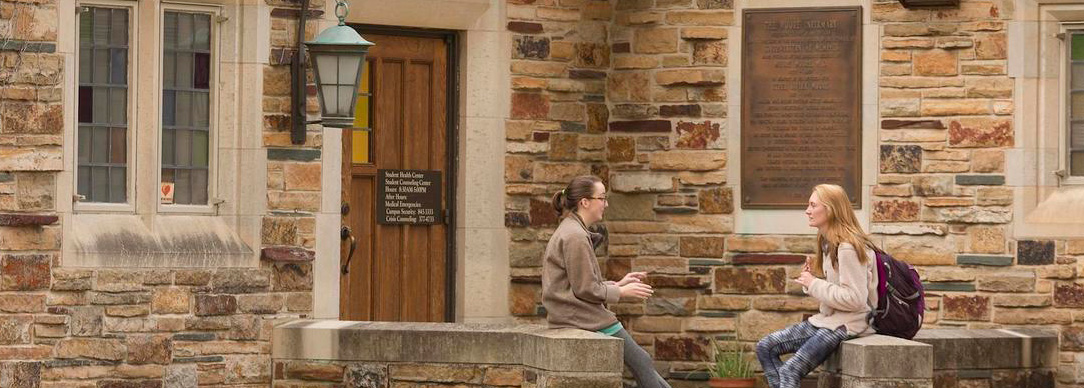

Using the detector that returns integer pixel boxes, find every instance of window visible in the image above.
[350,60,372,164]
[77,5,132,204]
[74,2,217,210]
[1068,32,1084,178]
[161,10,213,205]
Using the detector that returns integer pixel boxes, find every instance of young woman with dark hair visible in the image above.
[542,175,672,388]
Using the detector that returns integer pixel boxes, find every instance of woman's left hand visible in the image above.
[793,271,816,288]
[617,272,647,287]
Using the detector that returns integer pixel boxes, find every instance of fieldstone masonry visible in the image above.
[0,0,322,387]
[505,0,1084,387]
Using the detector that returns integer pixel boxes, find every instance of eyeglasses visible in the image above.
[586,196,608,202]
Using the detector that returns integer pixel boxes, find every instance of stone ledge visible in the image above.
[912,328,1058,370]
[823,334,933,379]
[261,247,315,262]
[0,213,58,227]
[272,320,622,373]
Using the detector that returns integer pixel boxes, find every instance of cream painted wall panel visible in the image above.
[350,0,498,32]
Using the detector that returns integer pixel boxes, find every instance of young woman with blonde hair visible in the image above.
[754,184,879,388]
[542,175,672,388]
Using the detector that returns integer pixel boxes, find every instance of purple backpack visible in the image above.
[868,247,925,339]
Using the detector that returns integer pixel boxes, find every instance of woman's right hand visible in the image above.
[619,282,653,300]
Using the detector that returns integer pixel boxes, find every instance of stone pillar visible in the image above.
[819,335,933,388]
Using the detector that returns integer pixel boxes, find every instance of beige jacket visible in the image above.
[541,214,621,331]
[806,243,879,336]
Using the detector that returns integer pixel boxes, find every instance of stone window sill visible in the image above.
[65,214,254,268]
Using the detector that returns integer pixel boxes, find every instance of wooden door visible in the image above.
[340,31,449,322]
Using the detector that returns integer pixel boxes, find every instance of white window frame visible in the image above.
[72,0,139,213]
[1062,24,1084,185]
[157,2,221,215]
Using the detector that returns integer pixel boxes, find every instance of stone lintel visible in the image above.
[0,40,57,53]
[731,254,805,265]
[608,120,672,133]
[955,174,1005,186]
[272,320,622,373]
[0,213,59,227]
[261,247,316,262]
[881,119,946,129]
[956,254,1013,266]
[268,148,321,162]
[269,8,326,19]
[922,281,975,292]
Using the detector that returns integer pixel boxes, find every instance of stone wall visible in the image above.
[505,0,1084,386]
[0,0,322,387]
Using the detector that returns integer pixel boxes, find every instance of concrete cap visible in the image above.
[912,328,1058,370]
[836,335,933,379]
[272,320,622,373]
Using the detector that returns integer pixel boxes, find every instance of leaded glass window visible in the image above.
[77,7,129,203]
[1070,33,1084,176]
[162,11,212,205]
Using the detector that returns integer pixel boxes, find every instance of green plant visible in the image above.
[708,339,755,379]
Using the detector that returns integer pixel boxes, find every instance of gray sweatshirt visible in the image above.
[541,214,621,331]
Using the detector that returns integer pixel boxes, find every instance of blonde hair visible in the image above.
[810,184,873,276]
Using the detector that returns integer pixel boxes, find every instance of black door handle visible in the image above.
[340,226,357,274]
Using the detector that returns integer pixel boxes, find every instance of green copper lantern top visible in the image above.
[307,0,374,48]
[308,24,374,47]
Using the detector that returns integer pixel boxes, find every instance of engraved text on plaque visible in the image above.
[741,7,862,209]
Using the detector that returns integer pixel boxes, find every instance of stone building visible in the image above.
[0,0,1082,387]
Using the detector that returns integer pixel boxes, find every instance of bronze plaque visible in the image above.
[741,7,862,209]
[377,169,442,224]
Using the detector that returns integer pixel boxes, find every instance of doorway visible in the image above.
[339,27,457,322]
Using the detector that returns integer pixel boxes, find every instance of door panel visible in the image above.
[340,32,448,322]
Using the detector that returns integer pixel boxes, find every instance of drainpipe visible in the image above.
[290,0,310,145]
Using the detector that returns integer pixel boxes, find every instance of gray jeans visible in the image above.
[612,328,673,388]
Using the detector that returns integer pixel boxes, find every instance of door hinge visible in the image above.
[443,209,450,224]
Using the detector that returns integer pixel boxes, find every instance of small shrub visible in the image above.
[709,339,754,379]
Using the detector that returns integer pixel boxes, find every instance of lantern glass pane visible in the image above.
[338,85,353,115]
[339,55,362,87]
[316,54,338,84]
[321,85,338,116]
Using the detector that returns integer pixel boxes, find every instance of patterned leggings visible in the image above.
[754,320,851,388]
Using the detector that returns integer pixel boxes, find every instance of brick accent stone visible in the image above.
[1017,240,1055,266]
[1,254,49,291]
[713,267,786,294]
[948,118,1012,147]
[942,295,989,321]
[873,199,920,222]
[1054,282,1084,308]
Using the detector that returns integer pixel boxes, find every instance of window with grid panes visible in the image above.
[1071,33,1084,177]
[77,6,130,203]
[162,11,212,205]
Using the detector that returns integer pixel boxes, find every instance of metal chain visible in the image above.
[335,1,349,25]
